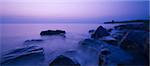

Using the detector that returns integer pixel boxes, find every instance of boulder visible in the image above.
[49,55,80,66]
[91,26,110,39]
[40,30,66,36]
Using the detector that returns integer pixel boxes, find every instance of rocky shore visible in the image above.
[1,21,149,66]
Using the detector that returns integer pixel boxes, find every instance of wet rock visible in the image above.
[80,39,106,51]
[80,38,133,65]
[91,26,110,39]
[40,30,66,36]
[99,36,118,46]
[120,30,149,56]
[49,55,80,66]
[1,46,44,64]
[110,29,128,41]
[99,48,111,66]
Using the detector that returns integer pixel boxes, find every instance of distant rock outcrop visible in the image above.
[40,30,66,36]
[91,26,110,39]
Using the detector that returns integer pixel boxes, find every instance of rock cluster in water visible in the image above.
[1,21,149,66]
[108,23,149,65]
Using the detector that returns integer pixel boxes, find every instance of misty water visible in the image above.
[0,24,120,66]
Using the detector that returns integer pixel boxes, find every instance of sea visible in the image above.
[0,24,120,66]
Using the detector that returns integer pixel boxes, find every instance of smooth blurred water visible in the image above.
[0,24,118,53]
[0,24,123,66]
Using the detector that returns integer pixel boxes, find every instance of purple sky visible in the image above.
[0,0,149,23]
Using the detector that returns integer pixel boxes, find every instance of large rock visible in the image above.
[120,30,149,55]
[1,46,44,65]
[40,30,66,36]
[91,26,110,39]
[49,55,80,66]
[119,30,149,65]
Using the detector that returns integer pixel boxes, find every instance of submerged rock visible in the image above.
[40,30,66,36]
[91,26,110,39]
[88,29,95,35]
[24,39,44,43]
[49,55,80,66]
[24,39,44,45]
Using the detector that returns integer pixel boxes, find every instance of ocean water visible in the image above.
[0,24,120,66]
[0,24,118,52]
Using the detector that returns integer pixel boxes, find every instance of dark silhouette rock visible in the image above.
[49,55,80,66]
[91,26,110,39]
[40,30,66,36]
[108,29,113,32]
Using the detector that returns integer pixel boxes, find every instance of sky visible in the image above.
[0,0,149,24]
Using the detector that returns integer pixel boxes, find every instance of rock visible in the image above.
[100,48,111,56]
[99,36,118,46]
[91,26,110,39]
[99,48,111,66]
[108,28,113,32]
[119,30,149,65]
[80,39,105,51]
[24,39,44,43]
[88,29,95,34]
[40,30,66,36]
[110,29,128,41]
[1,46,44,65]
[49,55,80,66]
[114,23,149,31]
[120,30,149,55]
